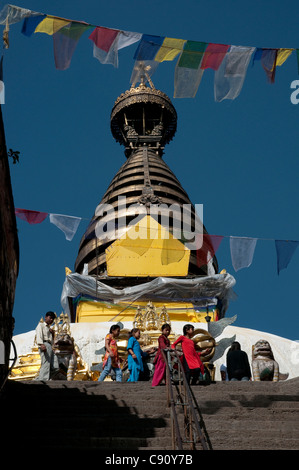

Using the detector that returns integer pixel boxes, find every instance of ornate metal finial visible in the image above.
[131,63,156,90]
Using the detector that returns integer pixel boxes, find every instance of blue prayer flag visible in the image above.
[21,15,46,37]
[275,240,299,275]
[133,34,164,60]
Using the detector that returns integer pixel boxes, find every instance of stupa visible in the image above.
[10,73,238,382]
[62,72,236,328]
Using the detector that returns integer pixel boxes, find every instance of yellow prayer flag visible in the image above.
[276,48,293,67]
[155,37,186,62]
[35,16,70,35]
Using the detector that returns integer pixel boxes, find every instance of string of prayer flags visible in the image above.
[15,208,48,224]
[229,236,257,272]
[49,214,81,241]
[174,41,206,98]
[275,240,299,275]
[13,206,299,275]
[0,4,298,99]
[214,45,255,102]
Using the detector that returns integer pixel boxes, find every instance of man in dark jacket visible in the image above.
[226,341,251,381]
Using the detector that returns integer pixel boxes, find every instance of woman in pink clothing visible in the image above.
[171,324,204,385]
[151,323,171,386]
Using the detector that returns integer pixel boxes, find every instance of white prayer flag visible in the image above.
[0,4,41,25]
[49,214,81,241]
[214,46,255,102]
[230,236,257,272]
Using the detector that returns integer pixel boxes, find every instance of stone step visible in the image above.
[209,436,299,451]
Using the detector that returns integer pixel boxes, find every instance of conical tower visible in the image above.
[75,78,218,284]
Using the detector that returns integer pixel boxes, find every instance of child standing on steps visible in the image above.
[171,324,204,385]
[127,328,155,382]
[151,323,171,386]
[99,324,122,382]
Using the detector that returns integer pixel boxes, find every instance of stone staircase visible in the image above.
[1,378,299,451]
[192,378,299,450]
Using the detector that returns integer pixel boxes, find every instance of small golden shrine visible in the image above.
[9,313,93,381]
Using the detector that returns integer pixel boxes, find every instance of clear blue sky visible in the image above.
[3,0,299,340]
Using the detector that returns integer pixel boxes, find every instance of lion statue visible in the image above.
[252,339,288,382]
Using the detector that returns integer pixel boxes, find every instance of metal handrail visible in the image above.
[172,350,209,450]
[161,349,183,450]
[0,339,18,394]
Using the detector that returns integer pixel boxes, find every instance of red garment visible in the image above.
[172,335,204,374]
[153,334,170,364]
[152,334,170,386]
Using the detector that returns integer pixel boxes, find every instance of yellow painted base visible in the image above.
[75,300,219,324]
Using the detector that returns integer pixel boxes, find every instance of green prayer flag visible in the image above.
[178,41,207,69]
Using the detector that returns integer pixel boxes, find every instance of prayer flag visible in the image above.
[133,34,164,60]
[214,46,255,102]
[53,22,91,70]
[89,26,119,53]
[21,15,46,36]
[174,41,207,98]
[15,208,48,224]
[200,43,230,71]
[49,214,81,241]
[276,48,293,67]
[117,31,142,50]
[196,234,223,268]
[0,5,41,25]
[262,49,278,83]
[155,37,186,62]
[89,27,139,67]
[229,237,257,272]
[275,240,299,275]
[253,48,278,83]
[34,16,71,35]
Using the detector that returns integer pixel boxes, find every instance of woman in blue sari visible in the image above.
[127,328,155,382]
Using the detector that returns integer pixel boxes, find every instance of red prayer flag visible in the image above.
[200,43,230,71]
[89,27,119,52]
[196,234,224,267]
[15,208,48,224]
